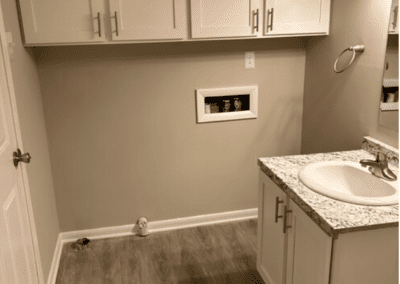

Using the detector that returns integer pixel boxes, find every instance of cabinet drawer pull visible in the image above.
[97,12,101,37]
[275,197,284,223]
[283,205,292,233]
[253,9,259,32]
[267,8,274,32]
[114,11,119,36]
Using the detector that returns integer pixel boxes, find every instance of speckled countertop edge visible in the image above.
[258,149,399,238]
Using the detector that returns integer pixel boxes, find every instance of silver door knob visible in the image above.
[13,148,31,167]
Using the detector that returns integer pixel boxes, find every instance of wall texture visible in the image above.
[301,0,396,153]
[1,0,60,281]
[34,39,306,232]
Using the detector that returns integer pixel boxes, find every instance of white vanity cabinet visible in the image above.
[108,0,186,41]
[264,0,330,36]
[257,170,331,284]
[17,0,106,45]
[190,0,260,39]
[258,169,399,284]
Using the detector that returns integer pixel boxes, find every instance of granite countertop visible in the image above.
[258,147,399,238]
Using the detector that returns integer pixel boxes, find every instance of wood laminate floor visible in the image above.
[55,219,265,284]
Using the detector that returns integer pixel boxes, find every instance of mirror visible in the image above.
[378,0,399,132]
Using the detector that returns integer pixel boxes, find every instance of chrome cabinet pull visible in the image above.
[275,197,284,223]
[267,8,274,32]
[97,12,101,37]
[13,149,31,167]
[253,9,259,32]
[114,11,119,36]
[283,205,292,234]
[393,6,398,30]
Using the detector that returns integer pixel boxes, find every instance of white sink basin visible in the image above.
[298,161,399,206]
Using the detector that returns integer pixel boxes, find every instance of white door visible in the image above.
[18,0,105,45]
[0,22,39,284]
[191,0,260,38]
[264,0,330,35]
[257,170,288,284]
[109,0,186,41]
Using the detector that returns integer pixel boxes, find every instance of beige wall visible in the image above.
[34,39,306,232]
[0,0,60,281]
[301,0,397,153]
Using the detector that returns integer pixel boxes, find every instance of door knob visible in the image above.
[13,148,31,167]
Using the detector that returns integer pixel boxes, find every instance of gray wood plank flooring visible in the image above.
[55,219,264,284]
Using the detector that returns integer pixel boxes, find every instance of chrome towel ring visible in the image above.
[334,44,365,73]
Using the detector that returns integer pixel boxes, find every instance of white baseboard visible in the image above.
[60,208,258,243]
[47,208,257,284]
[149,208,258,233]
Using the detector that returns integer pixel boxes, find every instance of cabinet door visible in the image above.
[191,0,260,38]
[264,0,330,36]
[18,0,105,45]
[285,201,332,284]
[109,0,186,41]
[257,170,288,284]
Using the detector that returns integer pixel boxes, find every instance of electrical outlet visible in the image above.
[245,52,255,69]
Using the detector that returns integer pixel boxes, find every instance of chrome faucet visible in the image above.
[360,150,397,181]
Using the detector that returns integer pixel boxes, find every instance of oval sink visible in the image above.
[298,161,399,206]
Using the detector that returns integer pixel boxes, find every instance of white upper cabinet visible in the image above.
[17,0,331,45]
[264,0,330,36]
[190,0,260,38]
[18,0,105,45]
[108,0,186,41]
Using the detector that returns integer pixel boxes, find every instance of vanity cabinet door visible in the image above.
[285,201,332,284]
[190,0,260,38]
[18,0,105,45]
[109,0,186,41]
[257,170,288,284]
[264,0,330,36]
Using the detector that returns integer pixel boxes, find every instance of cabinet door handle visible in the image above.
[267,8,274,32]
[114,11,119,36]
[253,9,259,32]
[97,12,101,37]
[283,205,292,234]
[275,197,284,223]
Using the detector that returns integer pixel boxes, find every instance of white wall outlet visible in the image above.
[245,52,255,69]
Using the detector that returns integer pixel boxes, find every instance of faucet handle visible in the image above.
[371,150,388,163]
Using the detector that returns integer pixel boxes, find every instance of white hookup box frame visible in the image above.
[196,85,258,123]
